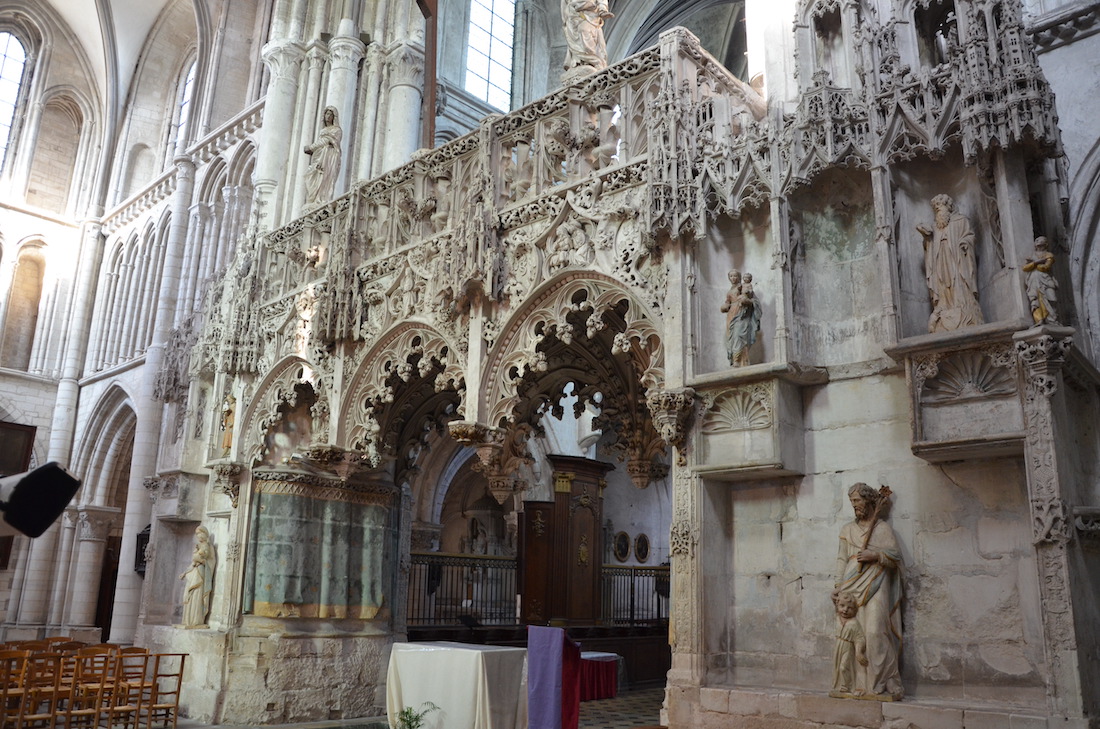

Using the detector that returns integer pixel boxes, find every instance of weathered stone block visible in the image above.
[794,694,884,727]
[882,701,964,729]
[964,709,1014,729]
[1009,714,1049,729]
[700,687,731,713]
[727,687,782,716]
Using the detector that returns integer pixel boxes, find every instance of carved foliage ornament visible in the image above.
[646,388,697,465]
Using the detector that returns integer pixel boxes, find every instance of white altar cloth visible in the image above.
[386,641,528,729]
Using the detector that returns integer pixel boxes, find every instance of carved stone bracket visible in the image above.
[887,322,1033,462]
[646,387,697,466]
[1015,331,1073,397]
[212,462,245,508]
[144,475,180,503]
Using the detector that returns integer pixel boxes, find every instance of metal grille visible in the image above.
[600,565,670,625]
[407,552,519,626]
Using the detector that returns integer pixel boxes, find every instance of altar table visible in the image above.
[386,641,528,729]
[579,651,621,701]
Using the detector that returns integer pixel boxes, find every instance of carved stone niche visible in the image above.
[692,366,822,481]
[886,320,1029,462]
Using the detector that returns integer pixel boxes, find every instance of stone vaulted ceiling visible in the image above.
[49,0,177,123]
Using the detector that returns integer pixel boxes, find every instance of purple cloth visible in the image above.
[528,626,564,729]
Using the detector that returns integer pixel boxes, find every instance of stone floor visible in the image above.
[177,686,666,729]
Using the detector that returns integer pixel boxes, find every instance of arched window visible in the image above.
[0,31,28,172]
[169,60,196,156]
[465,0,515,111]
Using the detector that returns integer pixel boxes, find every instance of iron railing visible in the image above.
[406,554,671,626]
[407,552,518,626]
[601,565,670,625]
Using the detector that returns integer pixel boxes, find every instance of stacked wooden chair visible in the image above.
[0,638,187,728]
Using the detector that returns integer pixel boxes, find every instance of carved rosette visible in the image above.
[646,387,697,466]
[212,462,245,508]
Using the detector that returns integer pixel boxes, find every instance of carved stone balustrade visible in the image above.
[887,319,1034,462]
[690,364,826,481]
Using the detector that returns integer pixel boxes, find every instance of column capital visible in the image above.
[261,41,306,80]
[385,43,425,89]
[76,506,120,542]
[330,34,366,70]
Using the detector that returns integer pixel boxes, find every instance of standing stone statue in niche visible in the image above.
[720,270,762,367]
[180,525,216,628]
[832,483,903,701]
[303,106,342,205]
[917,194,983,333]
[561,0,614,81]
[220,394,235,457]
[1023,236,1059,325]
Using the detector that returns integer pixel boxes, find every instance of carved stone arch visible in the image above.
[240,355,322,465]
[341,322,466,468]
[197,156,229,204]
[484,271,665,428]
[227,139,257,188]
[70,384,138,508]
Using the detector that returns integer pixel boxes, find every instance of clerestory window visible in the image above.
[465,0,515,112]
[0,31,27,172]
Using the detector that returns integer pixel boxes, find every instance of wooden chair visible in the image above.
[138,653,186,729]
[62,650,112,729]
[104,649,151,729]
[43,636,74,646]
[0,649,30,728]
[16,651,66,729]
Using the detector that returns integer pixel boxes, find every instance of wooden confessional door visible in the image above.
[520,454,613,625]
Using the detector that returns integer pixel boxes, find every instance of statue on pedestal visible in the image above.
[832,483,903,701]
[917,194,983,333]
[180,525,216,628]
[304,106,342,205]
[1023,236,1059,325]
[720,270,762,367]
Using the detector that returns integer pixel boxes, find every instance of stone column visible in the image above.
[108,157,195,644]
[356,43,386,180]
[176,203,210,323]
[1013,326,1087,718]
[381,43,425,172]
[327,19,366,193]
[15,220,105,627]
[46,509,79,627]
[66,507,120,627]
[254,41,305,229]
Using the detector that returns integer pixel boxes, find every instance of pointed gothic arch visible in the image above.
[340,322,467,481]
[71,384,138,508]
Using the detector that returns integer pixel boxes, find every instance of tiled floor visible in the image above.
[178,686,666,728]
[579,686,665,728]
